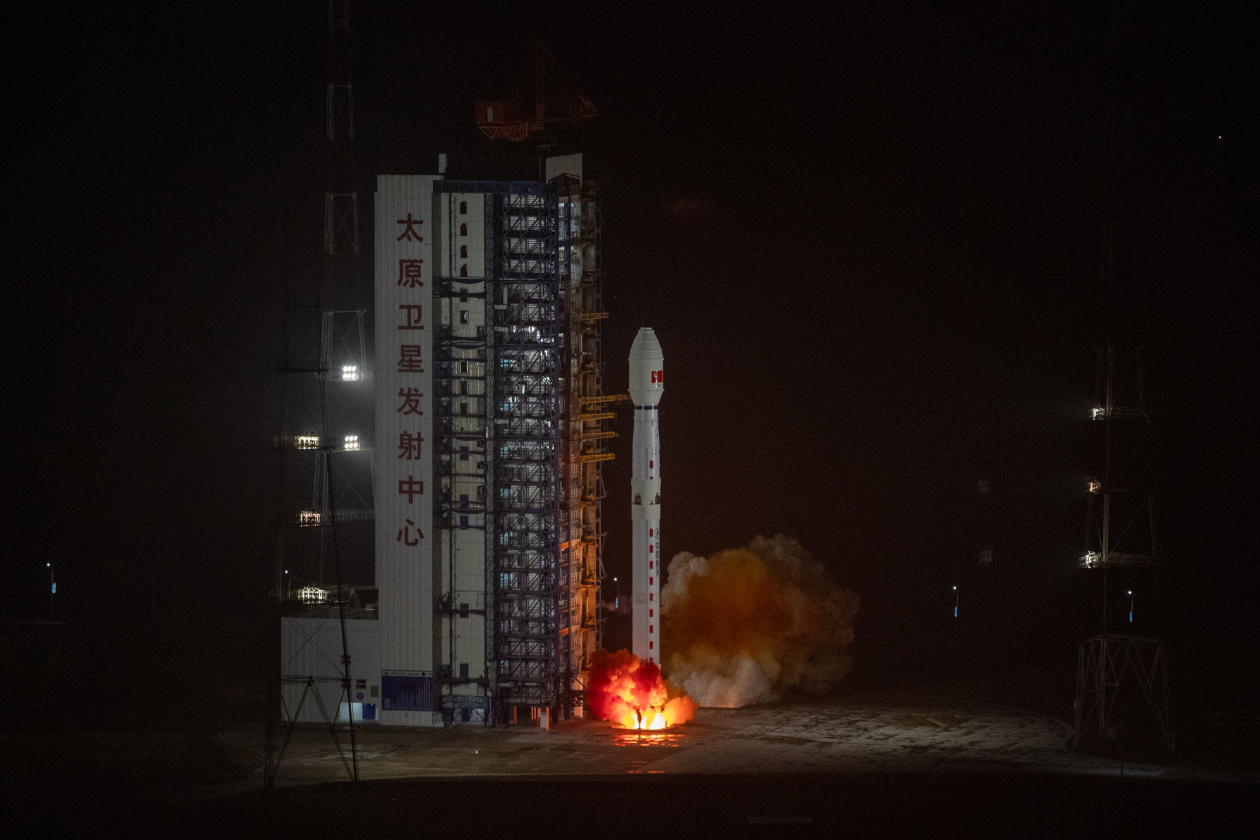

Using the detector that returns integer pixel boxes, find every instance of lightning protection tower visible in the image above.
[1074,0,1171,752]
[266,0,372,786]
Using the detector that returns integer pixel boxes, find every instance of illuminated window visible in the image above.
[295,435,320,450]
[298,586,328,603]
[1088,480,1101,494]
[344,435,360,451]
[342,364,359,381]
[298,510,321,526]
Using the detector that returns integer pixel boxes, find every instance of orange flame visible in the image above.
[588,649,698,729]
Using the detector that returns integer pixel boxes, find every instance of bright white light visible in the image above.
[296,435,320,450]
[1089,480,1102,494]
[1081,551,1100,567]
[342,365,359,381]
[299,510,321,526]
[298,586,329,604]
[1091,406,1105,420]
[344,434,360,451]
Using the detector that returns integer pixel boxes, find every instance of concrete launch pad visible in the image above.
[252,694,1238,786]
[13,693,1259,837]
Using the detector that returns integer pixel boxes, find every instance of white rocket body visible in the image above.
[629,328,664,663]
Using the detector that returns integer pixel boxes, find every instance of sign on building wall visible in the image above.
[381,670,434,712]
[375,176,435,699]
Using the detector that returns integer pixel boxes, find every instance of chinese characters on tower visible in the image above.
[393,211,426,547]
[375,175,437,706]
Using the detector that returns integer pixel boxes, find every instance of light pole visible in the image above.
[47,562,55,618]
[612,577,619,610]
[284,569,291,598]
[1127,590,1134,624]
[952,585,958,619]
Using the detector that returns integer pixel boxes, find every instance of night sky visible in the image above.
[7,2,1255,701]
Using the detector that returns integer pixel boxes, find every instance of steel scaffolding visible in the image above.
[488,184,561,716]
[432,180,563,722]
[558,175,608,715]
[432,189,492,725]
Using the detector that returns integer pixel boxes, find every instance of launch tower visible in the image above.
[281,153,608,729]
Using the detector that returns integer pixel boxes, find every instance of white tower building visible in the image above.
[628,328,664,662]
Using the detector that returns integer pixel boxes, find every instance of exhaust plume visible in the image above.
[588,649,698,729]
[661,534,859,707]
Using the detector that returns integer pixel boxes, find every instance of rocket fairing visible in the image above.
[629,328,664,663]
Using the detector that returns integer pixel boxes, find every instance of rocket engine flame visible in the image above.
[661,534,859,708]
[588,649,698,729]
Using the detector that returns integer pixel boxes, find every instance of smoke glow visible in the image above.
[662,535,859,707]
[587,649,698,729]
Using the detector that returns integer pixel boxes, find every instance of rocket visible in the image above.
[629,328,664,663]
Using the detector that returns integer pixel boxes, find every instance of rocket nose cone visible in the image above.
[629,327,664,406]
[629,327,663,362]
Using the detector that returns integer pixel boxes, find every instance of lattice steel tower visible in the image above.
[1074,0,1171,751]
[1078,0,1162,613]
[266,0,371,785]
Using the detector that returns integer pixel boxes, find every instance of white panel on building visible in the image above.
[375,175,437,725]
[545,153,583,182]
[281,617,381,723]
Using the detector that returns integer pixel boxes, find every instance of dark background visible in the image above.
[5,1,1255,717]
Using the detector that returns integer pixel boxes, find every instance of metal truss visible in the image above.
[486,185,561,715]
[556,177,607,716]
[1074,633,1173,750]
[266,0,360,787]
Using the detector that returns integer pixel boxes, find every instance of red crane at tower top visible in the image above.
[475,42,597,142]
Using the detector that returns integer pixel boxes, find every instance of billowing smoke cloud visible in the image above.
[661,535,859,708]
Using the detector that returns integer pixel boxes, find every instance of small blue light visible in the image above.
[51,582,56,594]
[953,606,958,618]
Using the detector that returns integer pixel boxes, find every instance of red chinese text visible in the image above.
[396,212,424,242]
[397,387,424,415]
[398,259,424,288]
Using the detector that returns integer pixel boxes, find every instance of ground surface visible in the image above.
[248,694,1244,785]
[10,692,1258,838]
